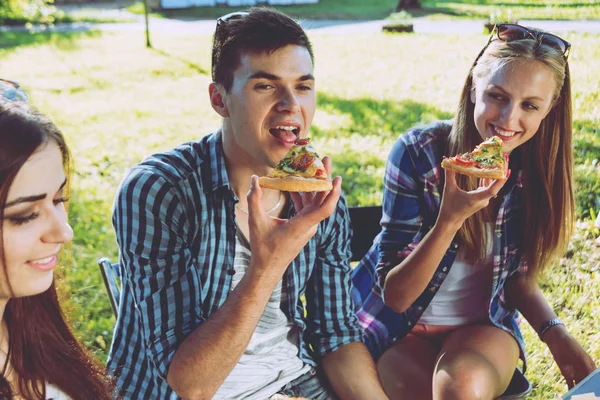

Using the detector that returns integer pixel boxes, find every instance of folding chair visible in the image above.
[97,257,121,317]
[348,205,383,262]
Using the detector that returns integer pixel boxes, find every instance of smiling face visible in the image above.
[471,59,557,154]
[1,142,73,299]
[215,44,316,171]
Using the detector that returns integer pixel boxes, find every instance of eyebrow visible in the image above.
[4,178,67,209]
[248,71,315,82]
[489,85,545,102]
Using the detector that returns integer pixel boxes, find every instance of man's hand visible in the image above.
[247,156,341,280]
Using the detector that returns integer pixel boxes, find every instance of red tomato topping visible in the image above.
[315,169,324,177]
[455,154,476,166]
[290,154,315,170]
[295,138,310,146]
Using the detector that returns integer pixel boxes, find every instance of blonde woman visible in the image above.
[352,24,596,399]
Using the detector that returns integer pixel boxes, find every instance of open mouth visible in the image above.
[27,254,58,271]
[491,124,519,139]
[270,125,299,143]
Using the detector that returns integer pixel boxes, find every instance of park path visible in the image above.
[2,1,600,34]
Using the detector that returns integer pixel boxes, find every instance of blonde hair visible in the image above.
[449,37,573,278]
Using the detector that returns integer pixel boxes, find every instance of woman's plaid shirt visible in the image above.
[351,121,528,368]
[107,132,362,399]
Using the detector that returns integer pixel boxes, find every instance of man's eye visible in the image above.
[297,85,312,91]
[255,84,274,90]
[10,212,39,226]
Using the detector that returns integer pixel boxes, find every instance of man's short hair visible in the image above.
[211,7,314,92]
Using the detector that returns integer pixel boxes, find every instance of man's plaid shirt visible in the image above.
[107,131,362,399]
[352,121,528,368]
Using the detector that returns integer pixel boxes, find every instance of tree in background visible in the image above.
[0,0,57,25]
[396,0,421,11]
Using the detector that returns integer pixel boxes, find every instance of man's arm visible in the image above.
[322,342,389,400]
[167,267,289,399]
[305,194,388,400]
[168,174,343,399]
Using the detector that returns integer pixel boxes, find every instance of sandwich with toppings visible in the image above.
[441,136,509,179]
[259,138,333,192]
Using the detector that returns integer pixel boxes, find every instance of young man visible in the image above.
[107,8,388,400]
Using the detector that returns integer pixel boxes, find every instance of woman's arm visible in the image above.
[505,275,596,388]
[384,170,505,312]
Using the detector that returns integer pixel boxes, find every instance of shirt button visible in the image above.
[496,232,502,237]
[442,267,448,272]
[452,243,458,249]
[227,269,235,275]
[407,321,412,326]
[418,306,423,311]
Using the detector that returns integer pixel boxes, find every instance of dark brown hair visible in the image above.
[449,38,573,278]
[0,100,113,399]
[211,7,314,92]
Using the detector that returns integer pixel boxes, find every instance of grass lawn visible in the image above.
[128,0,399,20]
[125,0,600,20]
[0,29,599,398]
[416,0,600,21]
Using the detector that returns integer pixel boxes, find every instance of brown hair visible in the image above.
[449,38,573,278]
[0,101,113,399]
[211,7,314,92]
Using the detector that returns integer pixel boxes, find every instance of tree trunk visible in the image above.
[396,0,421,11]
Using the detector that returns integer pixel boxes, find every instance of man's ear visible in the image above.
[209,83,229,118]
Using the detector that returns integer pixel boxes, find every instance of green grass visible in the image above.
[1,29,599,398]
[415,0,600,21]
[0,10,134,26]
[128,0,399,20]
[124,0,600,21]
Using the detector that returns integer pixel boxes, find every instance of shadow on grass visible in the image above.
[135,0,395,20]
[574,119,600,164]
[314,94,453,206]
[315,93,453,141]
[0,30,100,51]
[407,7,477,19]
[151,47,208,75]
[491,2,592,8]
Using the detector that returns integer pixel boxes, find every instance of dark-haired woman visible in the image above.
[0,99,113,399]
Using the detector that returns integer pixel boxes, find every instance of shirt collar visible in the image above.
[206,130,233,195]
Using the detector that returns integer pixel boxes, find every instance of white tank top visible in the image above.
[213,229,310,400]
[418,224,493,326]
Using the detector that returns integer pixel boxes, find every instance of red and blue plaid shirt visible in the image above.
[352,121,528,368]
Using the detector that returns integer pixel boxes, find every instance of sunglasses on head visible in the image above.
[216,11,249,28]
[490,23,571,58]
[0,78,28,102]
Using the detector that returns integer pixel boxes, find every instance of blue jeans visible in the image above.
[275,368,338,400]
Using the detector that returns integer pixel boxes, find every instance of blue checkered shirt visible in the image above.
[351,121,528,369]
[107,131,362,399]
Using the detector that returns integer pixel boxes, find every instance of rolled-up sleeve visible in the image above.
[114,166,205,382]
[375,133,436,297]
[305,196,363,358]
